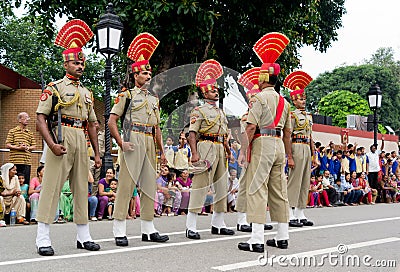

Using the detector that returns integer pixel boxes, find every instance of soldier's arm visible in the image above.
[87,121,101,168]
[154,125,167,165]
[36,113,66,156]
[188,131,199,163]
[108,114,122,148]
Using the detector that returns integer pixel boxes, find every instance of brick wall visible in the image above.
[0,88,105,178]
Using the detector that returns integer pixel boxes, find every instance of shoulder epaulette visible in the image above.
[48,79,63,86]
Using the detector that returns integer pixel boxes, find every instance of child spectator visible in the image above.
[227,169,239,212]
[163,171,181,216]
[174,132,192,171]
[175,170,192,215]
[128,186,140,219]
[308,176,322,208]
[106,179,118,220]
[18,173,29,206]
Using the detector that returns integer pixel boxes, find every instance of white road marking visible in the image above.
[0,216,399,266]
[211,237,400,271]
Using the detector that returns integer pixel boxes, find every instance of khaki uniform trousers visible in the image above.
[37,127,89,224]
[287,143,312,209]
[235,166,248,213]
[246,136,289,224]
[113,133,156,221]
[188,141,228,214]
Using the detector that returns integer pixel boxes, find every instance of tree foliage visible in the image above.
[318,90,372,128]
[306,50,400,130]
[0,14,106,100]
[1,0,346,115]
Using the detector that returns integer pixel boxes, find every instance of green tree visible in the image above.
[1,0,346,115]
[318,90,372,128]
[306,63,400,129]
[0,15,106,100]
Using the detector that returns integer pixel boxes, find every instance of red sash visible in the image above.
[247,95,285,162]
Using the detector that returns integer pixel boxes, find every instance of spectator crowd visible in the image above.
[0,122,399,227]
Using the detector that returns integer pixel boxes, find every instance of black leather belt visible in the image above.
[259,128,281,137]
[292,137,310,144]
[199,134,225,143]
[61,116,87,129]
[131,123,153,135]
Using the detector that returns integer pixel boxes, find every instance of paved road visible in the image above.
[0,203,399,272]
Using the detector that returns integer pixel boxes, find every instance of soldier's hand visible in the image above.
[122,141,135,152]
[94,155,102,169]
[287,157,295,169]
[191,153,200,163]
[51,144,67,156]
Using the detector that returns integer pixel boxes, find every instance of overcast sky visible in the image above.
[299,0,400,79]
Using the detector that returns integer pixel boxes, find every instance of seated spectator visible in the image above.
[106,179,118,220]
[315,174,331,207]
[308,175,322,208]
[202,186,214,215]
[357,172,377,204]
[175,170,192,215]
[88,171,98,221]
[155,165,172,216]
[18,173,29,215]
[333,179,346,205]
[97,168,116,220]
[342,172,362,205]
[128,186,140,219]
[381,174,398,203]
[162,171,181,216]
[28,166,45,223]
[388,174,400,203]
[59,180,72,222]
[227,169,239,212]
[322,170,337,205]
[0,163,29,225]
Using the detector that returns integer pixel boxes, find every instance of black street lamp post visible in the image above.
[366,84,382,146]
[96,3,123,174]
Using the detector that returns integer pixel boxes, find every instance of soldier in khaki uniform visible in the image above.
[185,59,235,240]
[35,20,101,256]
[235,68,273,233]
[283,71,317,227]
[238,32,293,253]
[108,33,169,246]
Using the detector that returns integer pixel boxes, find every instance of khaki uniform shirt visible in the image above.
[36,76,96,122]
[247,87,291,130]
[189,103,229,135]
[111,86,160,126]
[291,109,312,137]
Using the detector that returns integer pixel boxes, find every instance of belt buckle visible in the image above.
[217,136,224,142]
[74,119,82,127]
